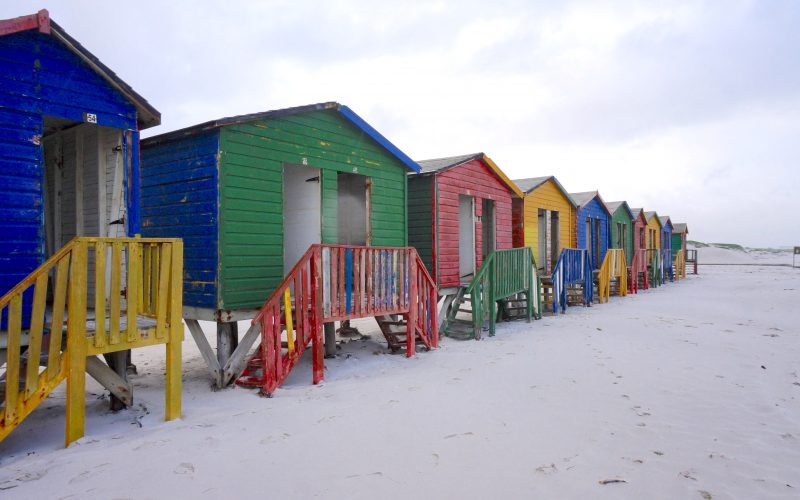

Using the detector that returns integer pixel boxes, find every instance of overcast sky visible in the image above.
[5,1,799,247]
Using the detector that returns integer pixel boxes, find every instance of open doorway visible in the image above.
[43,116,125,256]
[458,195,475,280]
[537,209,547,271]
[283,164,321,275]
[549,211,560,271]
[594,219,602,268]
[481,198,495,260]
[337,172,369,246]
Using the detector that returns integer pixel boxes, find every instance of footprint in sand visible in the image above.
[173,463,195,475]
[444,432,474,439]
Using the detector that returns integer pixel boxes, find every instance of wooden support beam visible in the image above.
[217,321,238,375]
[86,355,133,407]
[324,322,336,358]
[221,321,261,387]
[185,319,222,386]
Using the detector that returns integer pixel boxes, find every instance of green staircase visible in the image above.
[441,248,542,340]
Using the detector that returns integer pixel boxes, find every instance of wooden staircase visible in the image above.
[673,250,687,280]
[551,248,593,313]
[375,314,433,353]
[598,249,627,303]
[629,248,649,293]
[1,237,183,447]
[235,245,438,397]
[441,247,541,340]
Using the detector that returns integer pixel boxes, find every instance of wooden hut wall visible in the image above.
[433,159,514,288]
[0,27,139,304]
[141,130,220,310]
[647,216,662,250]
[575,197,609,269]
[408,175,434,273]
[633,211,647,254]
[661,220,673,255]
[216,110,409,311]
[521,180,575,257]
[611,206,634,266]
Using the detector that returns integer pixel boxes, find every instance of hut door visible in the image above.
[481,199,495,260]
[537,209,547,271]
[283,164,321,275]
[550,211,560,271]
[458,195,475,280]
[337,172,368,246]
[594,219,601,268]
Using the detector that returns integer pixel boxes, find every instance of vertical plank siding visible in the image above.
[433,159,514,288]
[216,110,409,311]
[140,130,220,309]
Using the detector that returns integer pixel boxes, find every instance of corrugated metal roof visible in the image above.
[673,223,688,233]
[658,215,673,229]
[569,190,612,216]
[644,211,658,221]
[0,10,161,129]
[143,102,421,173]
[513,176,551,193]
[569,191,597,207]
[606,201,634,219]
[513,176,577,207]
[417,153,482,173]
[415,152,523,198]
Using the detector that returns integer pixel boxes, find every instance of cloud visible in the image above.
[2,0,798,246]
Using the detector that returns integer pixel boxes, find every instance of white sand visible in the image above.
[1,265,799,499]
[692,244,795,266]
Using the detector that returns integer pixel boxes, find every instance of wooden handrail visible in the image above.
[1,237,183,447]
[598,249,628,303]
[551,249,593,313]
[243,244,438,397]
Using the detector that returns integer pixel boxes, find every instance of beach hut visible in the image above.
[569,191,611,270]
[630,208,649,292]
[141,102,438,393]
[659,216,674,282]
[601,201,635,300]
[644,211,663,286]
[512,177,591,312]
[606,201,634,266]
[409,153,521,290]
[511,176,576,274]
[409,153,539,339]
[0,10,182,446]
[672,223,693,276]
[672,223,688,260]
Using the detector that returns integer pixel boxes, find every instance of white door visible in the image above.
[458,195,475,279]
[283,165,321,275]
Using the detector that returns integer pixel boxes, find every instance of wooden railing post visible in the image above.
[311,246,325,384]
[65,240,88,446]
[406,255,417,356]
[165,240,183,421]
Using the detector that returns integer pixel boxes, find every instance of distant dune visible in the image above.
[688,241,795,265]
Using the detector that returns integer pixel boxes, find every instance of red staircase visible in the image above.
[236,245,438,396]
[629,248,649,293]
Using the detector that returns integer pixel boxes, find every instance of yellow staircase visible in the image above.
[0,237,183,447]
